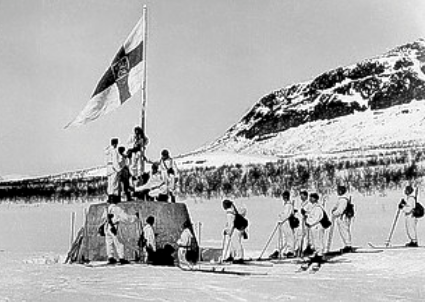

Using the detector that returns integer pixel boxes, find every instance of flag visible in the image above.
[65,16,145,128]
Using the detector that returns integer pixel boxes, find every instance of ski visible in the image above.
[178,265,268,276]
[84,261,146,268]
[326,247,383,255]
[272,257,304,265]
[202,261,273,267]
[368,242,425,250]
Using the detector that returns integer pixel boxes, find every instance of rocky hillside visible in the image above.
[195,39,425,158]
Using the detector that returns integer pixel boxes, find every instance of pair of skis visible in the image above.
[367,242,425,250]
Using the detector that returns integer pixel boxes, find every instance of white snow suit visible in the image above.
[403,194,418,242]
[177,228,194,265]
[222,207,244,261]
[297,200,313,251]
[143,224,156,263]
[278,200,295,254]
[135,171,167,198]
[127,134,149,177]
[306,204,325,256]
[332,194,352,247]
[102,204,137,260]
[159,157,179,177]
[143,224,156,252]
[105,146,120,196]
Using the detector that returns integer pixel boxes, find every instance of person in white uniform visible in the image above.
[105,138,120,203]
[332,185,353,253]
[399,185,419,247]
[101,198,138,265]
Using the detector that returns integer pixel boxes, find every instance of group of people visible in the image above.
[221,184,421,269]
[105,126,179,204]
[101,194,197,266]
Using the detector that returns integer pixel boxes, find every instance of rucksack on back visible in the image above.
[234,213,248,231]
[320,210,332,229]
[343,198,355,218]
[288,214,300,229]
[185,235,199,263]
[233,205,249,231]
[413,202,425,218]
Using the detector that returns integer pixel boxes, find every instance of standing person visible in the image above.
[166,168,177,203]
[117,146,132,202]
[143,216,156,263]
[221,199,244,264]
[331,185,353,253]
[159,149,178,178]
[127,126,149,180]
[277,191,295,258]
[105,138,120,203]
[177,220,197,266]
[399,185,419,247]
[304,193,326,268]
[101,197,139,265]
[297,190,314,255]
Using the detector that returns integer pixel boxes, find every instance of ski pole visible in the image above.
[326,216,336,253]
[198,222,202,263]
[257,222,280,260]
[220,229,234,263]
[298,217,306,257]
[385,208,401,247]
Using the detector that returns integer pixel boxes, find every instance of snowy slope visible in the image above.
[193,39,425,159]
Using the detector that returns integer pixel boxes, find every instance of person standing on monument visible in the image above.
[159,149,178,178]
[127,126,149,180]
[117,146,132,202]
[105,138,120,203]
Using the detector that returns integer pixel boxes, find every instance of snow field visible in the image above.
[0,191,425,301]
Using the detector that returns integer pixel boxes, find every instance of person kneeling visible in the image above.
[177,221,198,267]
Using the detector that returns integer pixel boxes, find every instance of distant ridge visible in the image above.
[191,39,425,159]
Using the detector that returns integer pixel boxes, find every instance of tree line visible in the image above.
[0,150,424,203]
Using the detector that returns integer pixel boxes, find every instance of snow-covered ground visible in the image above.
[0,191,424,301]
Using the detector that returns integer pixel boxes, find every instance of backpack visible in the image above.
[138,230,147,248]
[343,197,355,219]
[185,235,199,263]
[320,209,332,229]
[413,202,425,218]
[288,214,300,229]
[233,205,248,231]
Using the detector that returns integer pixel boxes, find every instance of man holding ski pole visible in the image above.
[221,200,244,264]
[332,185,353,253]
[277,191,296,258]
[399,185,419,247]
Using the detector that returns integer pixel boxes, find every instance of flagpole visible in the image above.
[141,5,148,173]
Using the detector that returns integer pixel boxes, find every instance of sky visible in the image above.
[1,0,425,177]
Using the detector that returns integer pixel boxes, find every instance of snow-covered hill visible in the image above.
[192,39,425,159]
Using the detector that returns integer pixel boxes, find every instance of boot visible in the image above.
[107,257,117,265]
[405,241,418,247]
[269,250,279,259]
[119,258,130,265]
